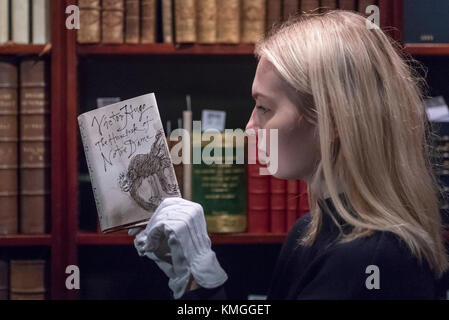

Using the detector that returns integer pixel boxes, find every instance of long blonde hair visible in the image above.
[255,10,449,277]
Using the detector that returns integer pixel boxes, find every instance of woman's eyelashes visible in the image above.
[256,105,270,114]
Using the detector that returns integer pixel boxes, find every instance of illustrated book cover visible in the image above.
[78,93,181,233]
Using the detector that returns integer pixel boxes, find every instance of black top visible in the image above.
[182,195,448,300]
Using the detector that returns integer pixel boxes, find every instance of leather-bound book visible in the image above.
[270,176,286,233]
[196,0,217,44]
[125,0,140,43]
[162,0,174,43]
[167,137,184,197]
[266,0,281,32]
[77,0,101,43]
[0,58,18,235]
[141,0,157,43]
[297,180,309,218]
[19,58,50,234]
[9,260,46,300]
[283,0,298,20]
[216,0,240,44]
[102,0,125,43]
[241,0,266,43]
[286,180,298,232]
[338,0,356,10]
[247,136,270,233]
[358,0,377,16]
[175,0,196,43]
[320,0,337,12]
[301,0,319,13]
[103,0,125,9]
[247,169,270,233]
[0,259,7,300]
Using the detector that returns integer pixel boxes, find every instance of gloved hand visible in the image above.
[128,197,228,299]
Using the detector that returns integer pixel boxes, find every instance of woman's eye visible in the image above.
[256,106,269,114]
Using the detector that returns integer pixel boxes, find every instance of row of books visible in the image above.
[248,161,309,233]
[0,0,51,45]
[0,259,47,300]
[0,57,50,235]
[77,0,378,45]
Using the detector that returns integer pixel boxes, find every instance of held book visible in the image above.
[78,93,181,233]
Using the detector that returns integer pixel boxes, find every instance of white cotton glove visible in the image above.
[128,197,228,299]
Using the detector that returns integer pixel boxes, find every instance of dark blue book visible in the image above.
[404,0,449,43]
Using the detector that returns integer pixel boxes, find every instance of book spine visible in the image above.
[102,0,124,43]
[103,0,125,9]
[270,176,286,233]
[125,0,140,43]
[358,0,377,16]
[216,0,240,44]
[141,0,157,43]
[320,0,337,12]
[19,58,50,234]
[0,58,18,235]
[283,0,299,20]
[168,136,184,197]
[32,0,51,44]
[182,110,192,200]
[338,0,356,10]
[193,133,247,233]
[196,0,217,44]
[175,0,196,43]
[297,180,309,218]
[241,0,266,43]
[247,136,269,233]
[77,1,101,44]
[9,260,46,300]
[77,113,107,231]
[0,0,9,44]
[286,179,298,232]
[266,0,281,32]
[78,0,101,8]
[161,0,174,43]
[12,0,30,44]
[300,0,319,13]
[0,259,8,300]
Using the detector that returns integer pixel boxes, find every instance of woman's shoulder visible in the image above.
[323,230,438,299]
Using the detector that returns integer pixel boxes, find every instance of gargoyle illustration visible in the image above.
[118,130,180,211]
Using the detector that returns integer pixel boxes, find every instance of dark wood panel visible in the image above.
[77,232,287,245]
[77,43,255,55]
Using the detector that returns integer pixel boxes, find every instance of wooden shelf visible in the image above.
[77,231,286,245]
[0,43,51,55]
[0,234,52,246]
[405,43,449,56]
[77,43,255,55]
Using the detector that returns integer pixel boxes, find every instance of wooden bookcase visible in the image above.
[2,0,449,300]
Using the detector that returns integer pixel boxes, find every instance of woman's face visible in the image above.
[245,57,320,181]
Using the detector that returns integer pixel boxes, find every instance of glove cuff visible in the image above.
[190,250,228,289]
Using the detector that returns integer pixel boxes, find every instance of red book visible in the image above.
[297,180,309,218]
[270,176,286,233]
[247,136,270,233]
[286,180,298,232]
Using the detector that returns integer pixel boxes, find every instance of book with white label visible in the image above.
[32,0,51,44]
[78,93,181,233]
[0,0,9,44]
[12,0,30,44]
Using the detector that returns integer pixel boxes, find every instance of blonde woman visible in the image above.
[129,11,449,299]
